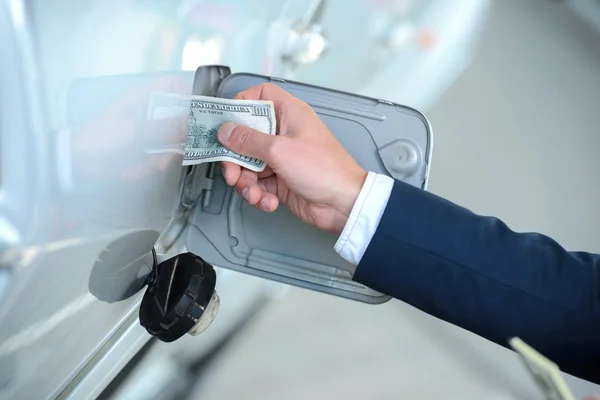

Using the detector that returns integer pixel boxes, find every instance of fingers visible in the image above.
[221,161,275,184]
[233,83,303,128]
[234,82,293,104]
[220,162,279,212]
[256,176,279,212]
[236,170,279,212]
[217,122,279,162]
[221,161,241,186]
[256,191,279,212]
[256,174,278,194]
[234,170,280,212]
[237,169,262,206]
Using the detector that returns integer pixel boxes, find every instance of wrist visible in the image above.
[332,167,368,234]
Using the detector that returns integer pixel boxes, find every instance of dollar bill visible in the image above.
[145,92,276,172]
[509,337,576,400]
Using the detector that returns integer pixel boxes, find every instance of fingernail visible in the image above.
[218,122,236,142]
[242,187,249,200]
[260,197,270,211]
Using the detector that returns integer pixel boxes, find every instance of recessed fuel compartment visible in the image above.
[184,70,432,304]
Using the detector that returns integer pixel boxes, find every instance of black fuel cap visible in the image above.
[139,252,219,343]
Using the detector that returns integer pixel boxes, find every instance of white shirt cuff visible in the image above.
[334,171,394,266]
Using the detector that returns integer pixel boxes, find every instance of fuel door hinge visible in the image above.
[181,163,217,210]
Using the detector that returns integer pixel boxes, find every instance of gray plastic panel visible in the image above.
[185,73,433,304]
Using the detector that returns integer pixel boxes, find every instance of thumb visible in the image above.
[217,122,276,161]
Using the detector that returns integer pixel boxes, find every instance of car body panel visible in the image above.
[0,0,491,399]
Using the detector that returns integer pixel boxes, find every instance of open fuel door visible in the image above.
[179,65,433,305]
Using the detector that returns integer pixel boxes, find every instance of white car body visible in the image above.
[0,1,492,399]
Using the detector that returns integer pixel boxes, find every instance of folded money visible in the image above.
[509,337,575,400]
[146,91,276,172]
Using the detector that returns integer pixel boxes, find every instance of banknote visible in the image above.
[145,91,276,172]
[509,337,576,400]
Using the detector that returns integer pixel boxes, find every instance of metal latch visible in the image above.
[155,65,232,249]
[178,65,234,212]
[181,163,217,210]
[180,65,232,211]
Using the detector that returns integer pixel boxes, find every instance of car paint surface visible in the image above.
[0,1,491,399]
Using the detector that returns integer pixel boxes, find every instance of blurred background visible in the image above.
[1,0,600,399]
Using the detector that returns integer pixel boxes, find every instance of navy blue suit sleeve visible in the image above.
[353,180,600,382]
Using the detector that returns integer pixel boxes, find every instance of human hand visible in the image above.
[217,83,367,235]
